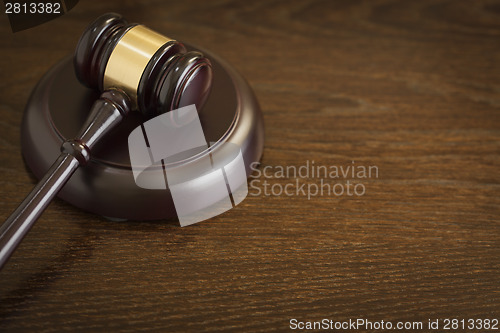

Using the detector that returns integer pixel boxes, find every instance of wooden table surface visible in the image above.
[0,0,499,331]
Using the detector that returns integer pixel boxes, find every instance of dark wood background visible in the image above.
[0,0,499,331]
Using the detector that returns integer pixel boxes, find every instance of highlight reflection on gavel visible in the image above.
[0,13,213,269]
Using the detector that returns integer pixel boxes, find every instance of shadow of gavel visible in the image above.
[0,13,213,270]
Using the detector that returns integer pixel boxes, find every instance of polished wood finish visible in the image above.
[20,53,262,220]
[73,13,128,90]
[0,0,499,331]
[74,12,213,115]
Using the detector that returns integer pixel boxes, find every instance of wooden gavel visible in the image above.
[0,13,213,269]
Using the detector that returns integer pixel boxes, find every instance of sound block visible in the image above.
[21,45,264,221]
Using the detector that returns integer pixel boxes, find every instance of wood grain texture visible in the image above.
[0,0,499,331]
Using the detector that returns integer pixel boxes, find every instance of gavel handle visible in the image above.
[0,89,130,270]
[0,153,80,269]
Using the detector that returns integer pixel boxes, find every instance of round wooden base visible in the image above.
[21,46,264,221]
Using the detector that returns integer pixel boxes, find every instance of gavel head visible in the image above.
[74,13,213,118]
